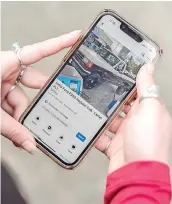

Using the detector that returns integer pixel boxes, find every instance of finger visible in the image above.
[123,104,132,114]
[95,131,123,159]
[1,31,81,78]
[95,132,111,154]
[109,116,124,133]
[21,66,49,89]
[109,103,133,134]
[95,116,123,153]
[19,30,81,65]
[96,103,135,154]
[1,99,13,115]
[107,133,123,159]
[136,63,156,98]
[1,108,36,154]
[6,86,29,120]
[1,51,19,77]
[96,112,125,152]
[119,104,132,118]
[129,98,140,114]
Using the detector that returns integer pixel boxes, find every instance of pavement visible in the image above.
[1,2,172,204]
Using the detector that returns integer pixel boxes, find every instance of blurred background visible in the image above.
[1,2,172,204]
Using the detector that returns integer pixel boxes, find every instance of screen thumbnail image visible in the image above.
[57,25,145,116]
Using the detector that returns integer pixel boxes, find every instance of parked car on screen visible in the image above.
[68,45,132,95]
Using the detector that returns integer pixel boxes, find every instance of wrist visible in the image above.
[108,150,124,174]
[125,150,170,166]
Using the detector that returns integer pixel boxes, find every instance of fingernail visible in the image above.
[21,140,37,155]
[69,30,82,36]
[146,63,155,74]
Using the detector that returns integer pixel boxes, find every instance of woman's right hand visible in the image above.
[97,64,172,174]
[1,31,81,153]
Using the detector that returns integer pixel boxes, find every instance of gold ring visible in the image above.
[103,139,112,154]
[7,83,18,97]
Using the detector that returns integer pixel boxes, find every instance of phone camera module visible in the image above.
[121,24,127,31]
[120,23,142,43]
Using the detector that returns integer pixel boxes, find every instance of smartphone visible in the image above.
[20,9,161,169]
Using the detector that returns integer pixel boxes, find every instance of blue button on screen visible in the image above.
[76,132,86,142]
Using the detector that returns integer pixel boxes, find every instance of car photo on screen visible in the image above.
[58,25,144,117]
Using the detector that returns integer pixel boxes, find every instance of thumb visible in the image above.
[1,108,36,154]
[136,63,156,98]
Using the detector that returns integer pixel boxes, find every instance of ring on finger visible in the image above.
[139,84,160,103]
[6,42,29,98]
[8,83,18,95]
[12,42,28,84]
[12,42,24,65]
[103,139,112,155]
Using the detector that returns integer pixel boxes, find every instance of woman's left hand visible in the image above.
[1,30,81,154]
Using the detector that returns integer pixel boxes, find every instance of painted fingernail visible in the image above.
[21,140,37,155]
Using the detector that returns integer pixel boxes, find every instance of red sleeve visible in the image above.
[104,161,172,204]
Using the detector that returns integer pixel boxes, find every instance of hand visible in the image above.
[96,64,172,173]
[1,30,81,154]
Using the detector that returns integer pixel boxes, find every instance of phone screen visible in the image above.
[22,14,157,165]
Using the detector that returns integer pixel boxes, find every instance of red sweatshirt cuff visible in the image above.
[104,161,172,204]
